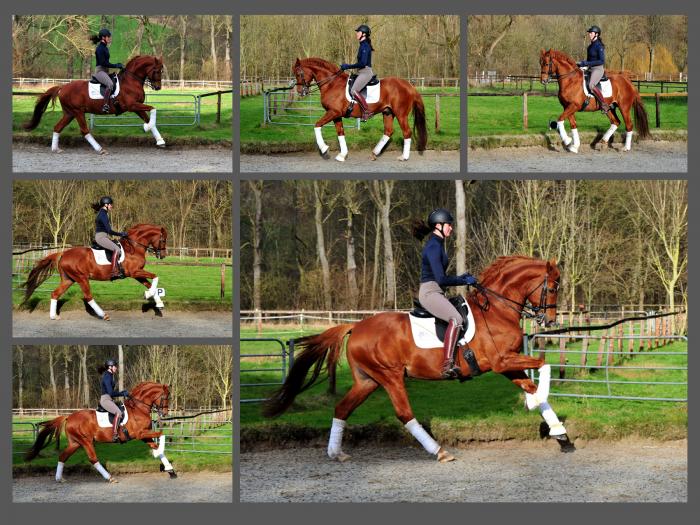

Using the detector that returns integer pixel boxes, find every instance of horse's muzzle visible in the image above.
[544,319,559,328]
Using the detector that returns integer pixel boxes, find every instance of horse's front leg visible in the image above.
[555,105,579,150]
[133,105,165,147]
[567,114,580,153]
[133,271,164,309]
[141,434,177,478]
[333,118,348,162]
[313,111,340,159]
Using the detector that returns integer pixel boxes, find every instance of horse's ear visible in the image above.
[540,48,545,55]
[294,58,301,66]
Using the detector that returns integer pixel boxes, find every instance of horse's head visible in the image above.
[125,55,163,90]
[539,48,554,84]
[127,224,167,259]
[293,58,312,97]
[523,258,561,327]
[129,382,170,417]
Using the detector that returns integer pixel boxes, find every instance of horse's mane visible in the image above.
[301,57,340,73]
[125,55,158,68]
[478,255,543,287]
[547,50,578,68]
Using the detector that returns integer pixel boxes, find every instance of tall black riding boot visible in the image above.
[111,413,121,442]
[102,88,112,113]
[590,86,610,113]
[440,320,461,379]
[352,91,371,122]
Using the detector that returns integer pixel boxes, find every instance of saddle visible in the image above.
[96,402,128,427]
[88,74,120,100]
[345,73,381,108]
[90,242,126,265]
[411,296,470,343]
[581,69,612,99]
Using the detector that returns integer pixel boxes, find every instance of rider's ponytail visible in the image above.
[366,37,375,52]
[412,219,432,241]
[91,202,103,212]
[89,34,101,45]
[97,364,108,374]
[597,37,605,48]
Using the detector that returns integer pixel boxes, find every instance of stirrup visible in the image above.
[441,362,459,379]
[112,433,120,443]
[102,103,110,114]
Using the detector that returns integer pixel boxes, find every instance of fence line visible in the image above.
[240,338,289,403]
[13,78,232,89]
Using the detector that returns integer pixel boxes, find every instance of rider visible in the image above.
[340,24,374,122]
[414,208,478,379]
[91,196,127,280]
[89,28,124,113]
[577,25,610,113]
[98,359,129,443]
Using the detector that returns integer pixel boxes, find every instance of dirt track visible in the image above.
[13,471,232,502]
[240,149,459,172]
[13,144,232,173]
[467,141,687,172]
[240,439,687,503]
[13,310,231,338]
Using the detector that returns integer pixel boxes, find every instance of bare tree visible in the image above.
[247,181,264,312]
[368,181,397,308]
[313,181,332,310]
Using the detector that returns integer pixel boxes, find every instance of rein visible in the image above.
[534,309,685,336]
[474,274,558,324]
[124,233,165,258]
[543,54,579,84]
[127,391,169,424]
[295,65,344,96]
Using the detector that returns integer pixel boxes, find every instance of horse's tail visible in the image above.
[412,94,428,152]
[21,252,62,306]
[24,416,67,461]
[22,86,62,131]
[262,323,355,418]
[633,94,651,140]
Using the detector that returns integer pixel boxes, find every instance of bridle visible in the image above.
[294,64,343,96]
[475,272,559,325]
[125,231,166,259]
[121,60,163,89]
[541,53,579,84]
[128,389,169,425]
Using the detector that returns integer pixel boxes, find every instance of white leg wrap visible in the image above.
[401,138,412,160]
[50,298,58,320]
[88,299,105,318]
[624,131,634,151]
[569,128,580,152]
[526,364,551,410]
[314,127,329,154]
[155,294,165,308]
[327,418,346,459]
[94,461,111,480]
[157,453,173,471]
[152,435,166,458]
[405,418,440,455]
[602,124,618,143]
[56,461,64,481]
[373,134,391,155]
[540,401,567,436]
[51,132,60,152]
[557,121,571,146]
[145,277,159,299]
[150,125,165,146]
[335,135,348,161]
[85,133,102,152]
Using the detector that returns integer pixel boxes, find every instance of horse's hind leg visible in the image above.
[370,113,394,160]
[49,275,74,320]
[395,111,412,161]
[503,369,574,452]
[333,118,348,162]
[74,112,106,154]
[56,441,81,482]
[51,113,74,153]
[619,105,635,151]
[328,371,379,461]
[83,440,116,482]
[600,107,622,150]
[76,278,109,321]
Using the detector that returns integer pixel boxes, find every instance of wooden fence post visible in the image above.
[216,92,222,124]
[435,94,440,133]
[559,336,566,379]
[220,263,226,299]
[581,334,588,367]
[523,92,528,129]
[655,93,661,128]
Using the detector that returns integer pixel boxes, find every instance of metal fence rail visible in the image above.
[524,333,687,402]
[90,92,200,128]
[240,338,290,403]
[263,86,361,128]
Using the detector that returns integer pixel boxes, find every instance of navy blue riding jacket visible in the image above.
[95,42,119,69]
[581,39,605,67]
[101,371,127,398]
[95,208,124,236]
[420,234,466,288]
[347,40,372,69]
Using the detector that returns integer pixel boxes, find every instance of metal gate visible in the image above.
[90,93,200,128]
[240,338,292,403]
[156,409,232,454]
[263,86,360,129]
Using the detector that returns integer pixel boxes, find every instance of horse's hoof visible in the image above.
[155,308,164,317]
[370,152,378,161]
[335,154,346,162]
[397,155,408,162]
[50,316,60,321]
[98,149,109,156]
[437,448,456,463]
[56,478,66,483]
[330,451,351,462]
[168,470,178,479]
[107,477,119,483]
[567,146,579,153]
[555,434,576,453]
[156,140,166,147]
[102,313,111,321]
[51,149,63,154]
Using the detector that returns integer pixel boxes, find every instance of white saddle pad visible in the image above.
[96,406,129,428]
[345,80,380,104]
[408,301,476,349]
[91,247,125,265]
[88,76,120,100]
[582,74,612,98]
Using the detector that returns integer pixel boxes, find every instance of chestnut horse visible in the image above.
[264,256,575,462]
[21,224,167,320]
[540,49,650,153]
[22,55,165,154]
[293,57,427,162]
[24,382,176,482]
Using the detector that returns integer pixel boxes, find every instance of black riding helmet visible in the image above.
[355,24,371,37]
[587,25,601,35]
[98,28,112,39]
[428,208,454,227]
[105,359,118,367]
[100,196,113,206]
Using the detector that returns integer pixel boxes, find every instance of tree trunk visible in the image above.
[179,16,187,88]
[81,346,89,407]
[17,346,24,412]
[118,345,124,392]
[370,181,396,308]
[49,346,57,408]
[345,207,359,309]
[210,16,218,80]
[248,181,263,311]
[63,347,70,408]
[313,181,332,310]
[454,180,467,296]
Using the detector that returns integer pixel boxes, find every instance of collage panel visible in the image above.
[12,179,232,338]
[466,15,687,172]
[239,15,460,173]
[239,179,687,503]
[11,344,232,502]
[12,15,233,173]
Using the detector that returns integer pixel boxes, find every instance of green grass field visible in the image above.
[240,87,460,152]
[13,258,232,311]
[240,326,687,442]
[468,93,687,136]
[12,88,232,144]
[12,417,232,474]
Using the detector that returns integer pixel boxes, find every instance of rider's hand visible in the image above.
[576,61,584,67]
[115,63,125,70]
[461,273,478,286]
[120,232,128,238]
[122,390,130,397]
[340,63,349,70]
